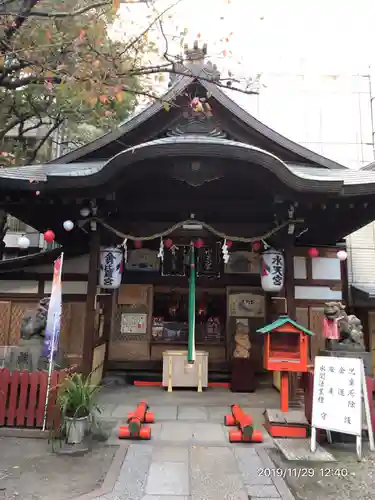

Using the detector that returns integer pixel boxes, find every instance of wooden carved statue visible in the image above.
[233,319,251,359]
[323,301,365,350]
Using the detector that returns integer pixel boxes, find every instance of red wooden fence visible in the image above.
[0,369,66,429]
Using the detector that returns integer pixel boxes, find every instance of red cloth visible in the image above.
[322,317,340,340]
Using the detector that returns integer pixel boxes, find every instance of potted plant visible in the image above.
[56,372,102,445]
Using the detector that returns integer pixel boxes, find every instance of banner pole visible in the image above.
[42,253,64,432]
[42,313,58,431]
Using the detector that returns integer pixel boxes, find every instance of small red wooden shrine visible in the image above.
[257,315,313,437]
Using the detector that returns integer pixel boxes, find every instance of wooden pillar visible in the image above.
[280,371,289,412]
[103,288,118,372]
[82,228,100,376]
[284,241,296,320]
[340,251,350,310]
[284,239,297,403]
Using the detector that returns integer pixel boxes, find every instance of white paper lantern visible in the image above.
[99,247,123,289]
[63,220,74,231]
[337,250,348,261]
[17,235,30,249]
[261,249,285,293]
[80,207,90,217]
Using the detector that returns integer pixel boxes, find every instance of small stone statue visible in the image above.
[14,297,50,371]
[323,301,365,351]
[233,319,251,359]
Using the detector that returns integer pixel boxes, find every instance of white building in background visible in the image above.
[231,71,374,169]
[230,70,375,310]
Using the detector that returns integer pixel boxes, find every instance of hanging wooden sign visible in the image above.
[126,249,160,272]
[197,244,220,276]
[224,251,260,274]
[161,245,186,276]
[228,293,265,318]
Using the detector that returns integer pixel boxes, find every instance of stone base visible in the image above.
[263,409,309,438]
[274,438,336,461]
[54,440,90,456]
[319,349,372,377]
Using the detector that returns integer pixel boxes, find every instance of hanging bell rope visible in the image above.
[90,217,304,243]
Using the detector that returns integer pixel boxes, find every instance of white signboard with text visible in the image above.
[311,356,374,460]
[312,356,362,435]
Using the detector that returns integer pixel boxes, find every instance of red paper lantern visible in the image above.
[252,240,262,252]
[226,240,233,249]
[134,239,142,249]
[164,238,173,249]
[43,230,55,243]
[194,238,204,249]
[308,247,319,258]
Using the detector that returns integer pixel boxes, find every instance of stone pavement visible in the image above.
[91,443,295,500]
[91,386,296,500]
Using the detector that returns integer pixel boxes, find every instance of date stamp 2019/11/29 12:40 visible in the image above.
[257,468,349,479]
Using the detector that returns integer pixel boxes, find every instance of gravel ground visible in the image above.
[0,438,117,500]
[270,442,375,500]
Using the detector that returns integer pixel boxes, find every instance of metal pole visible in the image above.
[42,253,64,431]
[42,313,58,431]
[187,244,196,363]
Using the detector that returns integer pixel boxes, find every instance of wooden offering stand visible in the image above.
[257,315,313,438]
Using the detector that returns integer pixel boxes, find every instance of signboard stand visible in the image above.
[310,356,374,461]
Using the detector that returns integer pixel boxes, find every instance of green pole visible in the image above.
[187,243,196,363]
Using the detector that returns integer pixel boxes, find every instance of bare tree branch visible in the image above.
[0,0,152,18]
[25,116,63,163]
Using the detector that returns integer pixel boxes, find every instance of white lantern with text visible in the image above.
[261,249,285,293]
[99,247,123,289]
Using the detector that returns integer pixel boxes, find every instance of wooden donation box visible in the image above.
[262,316,310,374]
[257,315,313,438]
[162,350,208,392]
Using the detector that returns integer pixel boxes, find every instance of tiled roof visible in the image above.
[1,137,375,188]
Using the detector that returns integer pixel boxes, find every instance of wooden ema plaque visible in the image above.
[257,316,314,438]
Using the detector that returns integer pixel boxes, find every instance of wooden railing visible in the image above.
[0,369,65,429]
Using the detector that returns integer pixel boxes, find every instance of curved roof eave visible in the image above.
[200,80,346,170]
[361,160,375,171]
[50,74,346,170]
[51,75,194,165]
[44,137,344,193]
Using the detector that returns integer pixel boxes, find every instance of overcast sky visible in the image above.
[115,0,375,76]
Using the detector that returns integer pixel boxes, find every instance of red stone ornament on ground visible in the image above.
[118,401,154,440]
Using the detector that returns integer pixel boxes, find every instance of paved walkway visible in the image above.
[91,386,296,500]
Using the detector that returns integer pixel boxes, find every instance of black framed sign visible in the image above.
[161,245,187,276]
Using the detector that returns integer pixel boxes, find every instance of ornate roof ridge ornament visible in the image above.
[168,40,221,88]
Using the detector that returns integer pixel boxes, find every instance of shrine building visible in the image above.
[1,43,375,389]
